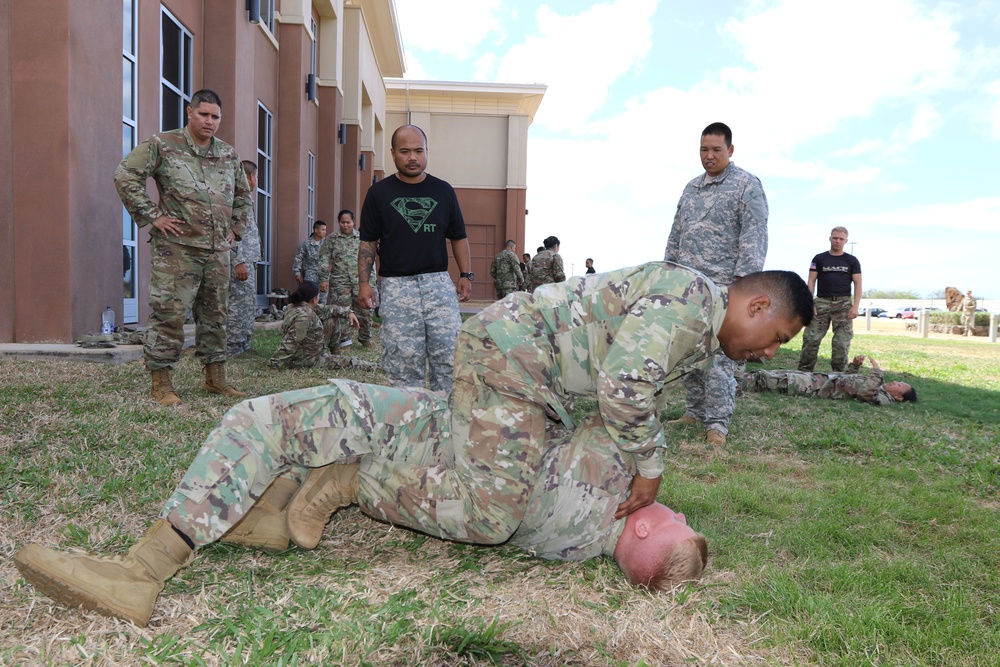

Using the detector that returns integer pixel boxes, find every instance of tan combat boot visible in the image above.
[220,477,299,552]
[706,429,727,446]
[667,414,699,425]
[286,463,359,550]
[203,362,247,397]
[150,368,181,406]
[13,519,193,627]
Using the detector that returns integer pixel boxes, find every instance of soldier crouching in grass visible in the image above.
[14,262,813,626]
[742,355,917,405]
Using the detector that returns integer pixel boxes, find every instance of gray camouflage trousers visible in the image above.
[798,296,853,372]
[145,239,229,370]
[681,348,737,435]
[226,269,257,356]
[379,272,461,392]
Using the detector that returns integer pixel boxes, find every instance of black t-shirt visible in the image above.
[360,174,467,278]
[810,251,861,297]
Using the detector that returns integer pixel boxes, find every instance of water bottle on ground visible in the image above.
[101,306,115,335]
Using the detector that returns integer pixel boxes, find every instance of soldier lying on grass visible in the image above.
[15,263,813,626]
[741,355,916,406]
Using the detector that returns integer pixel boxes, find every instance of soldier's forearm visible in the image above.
[358,241,377,283]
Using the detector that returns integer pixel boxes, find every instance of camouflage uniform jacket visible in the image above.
[316,229,371,287]
[115,127,252,252]
[269,302,353,369]
[232,208,262,269]
[490,248,524,290]
[475,262,727,478]
[527,249,566,291]
[960,296,977,316]
[293,237,324,281]
[664,162,768,285]
[748,361,894,406]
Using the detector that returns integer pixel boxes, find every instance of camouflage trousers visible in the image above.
[741,369,815,397]
[682,348,737,434]
[326,281,374,347]
[160,361,547,547]
[379,272,461,393]
[226,268,257,356]
[798,296,854,372]
[145,239,229,370]
[494,282,518,300]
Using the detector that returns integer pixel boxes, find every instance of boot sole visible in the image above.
[13,547,151,626]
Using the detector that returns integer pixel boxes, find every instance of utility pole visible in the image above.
[848,241,858,255]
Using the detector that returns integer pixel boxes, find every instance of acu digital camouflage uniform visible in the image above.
[741,360,896,406]
[268,302,377,372]
[490,247,524,299]
[293,237,326,303]
[527,248,565,292]
[115,126,252,370]
[226,212,262,356]
[163,262,725,548]
[317,228,375,347]
[664,161,768,435]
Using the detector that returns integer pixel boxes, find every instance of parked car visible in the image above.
[859,307,887,318]
[894,306,923,319]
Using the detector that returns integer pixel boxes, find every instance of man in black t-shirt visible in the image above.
[798,226,862,372]
[357,125,473,392]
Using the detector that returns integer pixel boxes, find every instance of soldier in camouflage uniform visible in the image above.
[293,221,327,303]
[226,161,263,357]
[115,89,253,406]
[960,290,977,335]
[527,236,566,291]
[317,210,376,348]
[268,281,377,372]
[664,122,768,446]
[490,239,524,299]
[13,261,815,626]
[743,355,916,405]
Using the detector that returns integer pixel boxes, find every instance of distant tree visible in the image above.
[926,289,948,299]
[863,289,920,299]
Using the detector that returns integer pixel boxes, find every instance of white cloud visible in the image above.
[495,0,660,132]
[394,0,503,59]
[402,50,429,80]
[839,197,1000,233]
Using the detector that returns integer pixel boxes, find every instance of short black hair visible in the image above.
[241,160,257,175]
[732,270,814,328]
[337,209,354,221]
[190,89,223,109]
[314,220,327,230]
[391,124,428,149]
[702,122,732,147]
[505,240,516,249]
[543,236,560,249]
[901,386,918,403]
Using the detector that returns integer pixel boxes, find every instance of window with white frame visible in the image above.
[311,17,318,81]
[308,152,315,229]
[256,103,274,298]
[160,7,192,131]
[261,0,275,34]
[121,0,139,323]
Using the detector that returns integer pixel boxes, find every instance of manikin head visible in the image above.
[613,503,708,590]
[716,271,815,363]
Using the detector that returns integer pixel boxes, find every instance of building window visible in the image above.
[122,0,139,324]
[310,17,318,81]
[256,103,274,298]
[261,0,275,34]
[160,7,192,131]
[307,152,315,229]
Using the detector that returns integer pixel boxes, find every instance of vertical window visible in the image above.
[256,103,274,298]
[310,17,318,81]
[307,152,315,230]
[122,0,139,323]
[261,0,275,33]
[160,8,192,131]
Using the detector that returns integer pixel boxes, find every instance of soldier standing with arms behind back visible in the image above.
[318,210,376,349]
[115,88,252,405]
[797,226,861,372]
[664,122,768,446]
[960,290,977,336]
[226,160,263,357]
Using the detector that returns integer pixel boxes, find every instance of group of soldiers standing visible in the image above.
[490,235,566,299]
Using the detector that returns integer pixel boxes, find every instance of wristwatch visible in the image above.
[459,272,474,282]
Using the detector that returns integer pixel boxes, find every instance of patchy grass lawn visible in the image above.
[1,330,998,666]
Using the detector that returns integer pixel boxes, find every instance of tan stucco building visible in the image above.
[0,0,544,344]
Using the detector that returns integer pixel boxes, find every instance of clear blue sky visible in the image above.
[395,0,1000,298]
